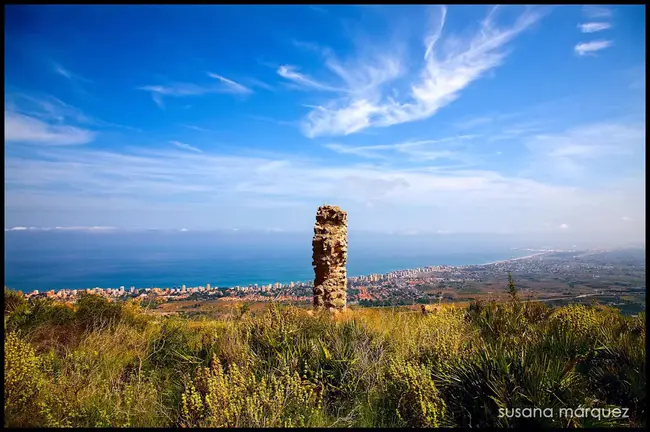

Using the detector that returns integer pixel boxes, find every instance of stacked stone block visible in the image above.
[312,205,348,311]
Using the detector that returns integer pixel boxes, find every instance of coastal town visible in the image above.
[16,248,645,315]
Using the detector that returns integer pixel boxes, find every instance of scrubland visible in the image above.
[4,289,645,427]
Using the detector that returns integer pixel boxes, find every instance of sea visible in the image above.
[4,230,539,292]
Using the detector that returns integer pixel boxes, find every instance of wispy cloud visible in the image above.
[325,135,478,164]
[206,73,253,94]
[574,40,613,56]
[6,93,93,124]
[578,22,612,33]
[308,6,329,14]
[5,226,117,231]
[138,72,252,108]
[242,77,275,92]
[284,6,544,137]
[4,92,140,143]
[248,115,299,128]
[181,124,214,133]
[4,111,95,145]
[628,65,646,91]
[277,65,344,92]
[453,116,495,130]
[582,6,612,19]
[5,142,644,239]
[170,140,203,153]
[523,122,644,181]
[53,63,92,83]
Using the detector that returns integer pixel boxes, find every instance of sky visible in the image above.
[4,5,646,245]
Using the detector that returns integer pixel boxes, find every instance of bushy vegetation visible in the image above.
[4,289,646,427]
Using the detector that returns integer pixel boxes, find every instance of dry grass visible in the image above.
[4,291,646,428]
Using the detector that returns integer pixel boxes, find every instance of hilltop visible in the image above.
[4,289,646,428]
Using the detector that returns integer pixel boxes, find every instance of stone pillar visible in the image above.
[312,205,348,311]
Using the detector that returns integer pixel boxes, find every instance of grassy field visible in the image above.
[4,289,646,427]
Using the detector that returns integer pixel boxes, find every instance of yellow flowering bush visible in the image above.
[180,356,322,427]
[382,357,447,427]
[550,304,600,338]
[4,332,44,426]
[417,307,472,372]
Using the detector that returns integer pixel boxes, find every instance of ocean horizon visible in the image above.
[5,230,541,292]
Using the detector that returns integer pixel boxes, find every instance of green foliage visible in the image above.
[76,293,124,330]
[6,297,76,334]
[3,299,646,427]
[507,271,519,302]
[4,288,26,316]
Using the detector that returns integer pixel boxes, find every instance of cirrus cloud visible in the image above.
[279,6,544,138]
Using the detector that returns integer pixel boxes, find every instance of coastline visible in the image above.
[6,250,541,292]
[478,252,550,266]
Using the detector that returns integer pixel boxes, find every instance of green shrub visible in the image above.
[4,288,26,316]
[148,317,205,369]
[6,297,76,334]
[75,293,123,330]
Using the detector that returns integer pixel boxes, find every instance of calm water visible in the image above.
[4,231,532,291]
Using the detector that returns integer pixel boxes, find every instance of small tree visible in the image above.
[239,302,250,318]
[507,272,519,302]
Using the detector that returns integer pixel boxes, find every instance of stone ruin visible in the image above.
[312,205,348,312]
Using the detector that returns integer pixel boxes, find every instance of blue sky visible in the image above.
[4,5,646,243]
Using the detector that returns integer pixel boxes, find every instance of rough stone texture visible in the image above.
[312,205,348,312]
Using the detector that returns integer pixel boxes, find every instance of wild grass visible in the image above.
[4,289,646,427]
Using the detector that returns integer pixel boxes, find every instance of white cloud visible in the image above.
[286,6,543,137]
[242,77,275,92]
[622,216,632,222]
[574,40,613,56]
[523,122,645,181]
[170,140,203,153]
[325,135,477,163]
[627,65,646,91]
[182,124,213,133]
[54,226,117,231]
[4,111,96,145]
[138,72,252,107]
[6,93,92,125]
[582,6,612,19]
[559,223,569,229]
[206,73,253,94]
[54,64,73,80]
[453,116,495,130]
[138,83,211,96]
[578,22,612,33]
[4,142,645,242]
[5,92,140,132]
[53,63,92,83]
[277,65,344,92]
[5,226,115,231]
